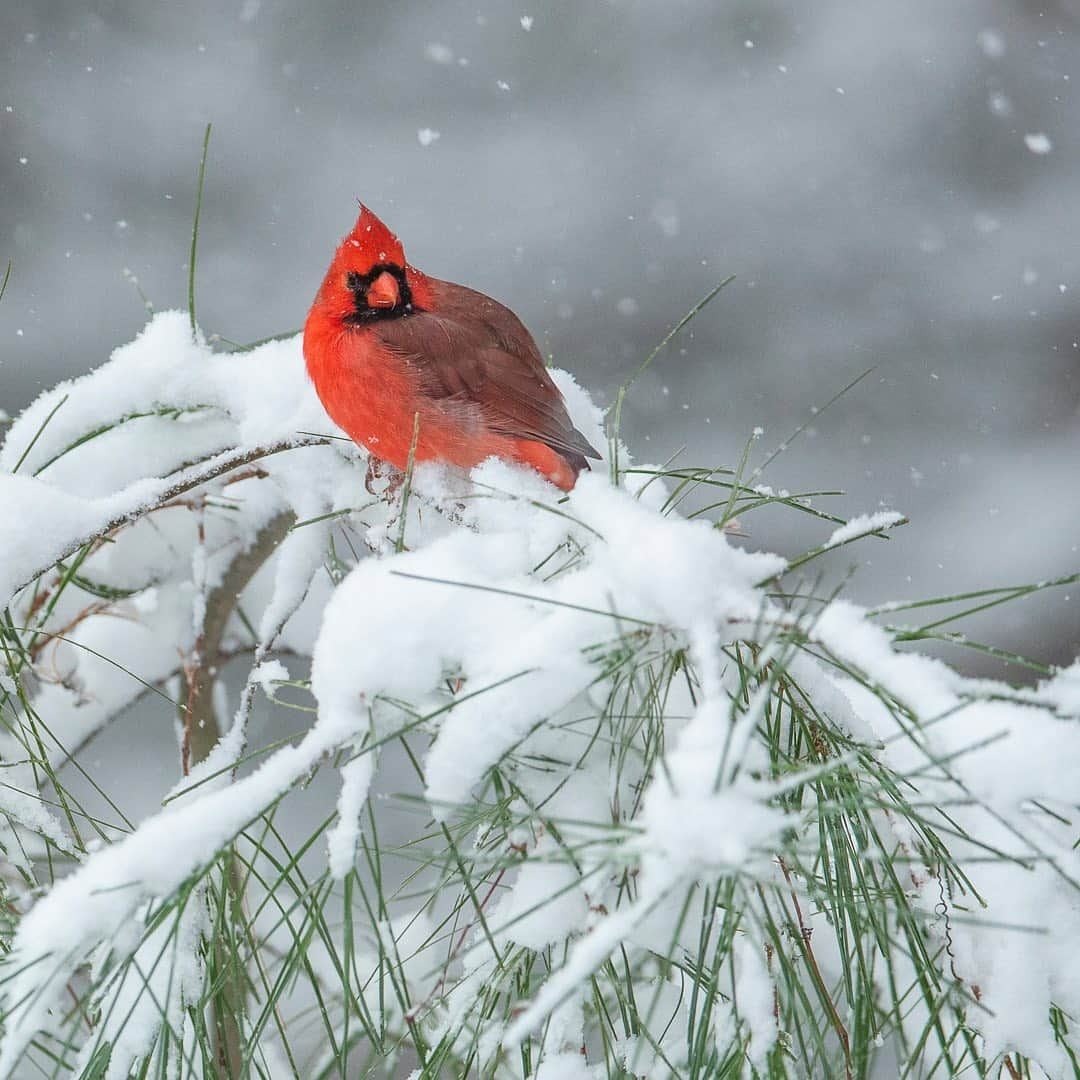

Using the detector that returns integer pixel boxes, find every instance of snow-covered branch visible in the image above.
[0,312,1078,1078]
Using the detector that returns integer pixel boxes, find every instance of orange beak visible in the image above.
[367,271,400,309]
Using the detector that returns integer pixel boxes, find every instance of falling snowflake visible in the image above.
[1024,132,1053,155]
[976,28,1005,58]
[424,43,453,65]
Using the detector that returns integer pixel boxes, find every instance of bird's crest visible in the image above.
[335,203,407,273]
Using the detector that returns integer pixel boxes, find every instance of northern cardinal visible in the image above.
[304,205,600,492]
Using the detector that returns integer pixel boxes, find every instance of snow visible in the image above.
[417,127,441,147]
[824,508,905,547]
[72,893,208,1080]
[534,1053,592,1079]
[326,751,373,878]
[504,868,679,1048]
[497,837,589,948]
[0,777,74,859]
[423,42,454,65]
[977,28,1005,58]
[0,697,371,1074]
[3,310,1080,1075]
[637,766,789,878]
[731,933,778,1068]
[252,657,289,698]
[310,463,781,821]
[1024,132,1053,155]
[0,443,306,610]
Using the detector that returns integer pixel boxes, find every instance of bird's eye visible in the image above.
[345,271,363,290]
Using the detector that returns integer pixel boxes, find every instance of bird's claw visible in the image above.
[364,456,405,502]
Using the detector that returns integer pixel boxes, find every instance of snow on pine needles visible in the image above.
[0,310,1079,1077]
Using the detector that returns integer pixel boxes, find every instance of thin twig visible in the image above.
[189,123,212,337]
[777,855,852,1079]
[396,412,421,553]
[8,437,327,601]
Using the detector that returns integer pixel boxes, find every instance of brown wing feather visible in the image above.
[373,278,601,467]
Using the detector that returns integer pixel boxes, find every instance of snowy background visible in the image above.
[2,0,1078,667]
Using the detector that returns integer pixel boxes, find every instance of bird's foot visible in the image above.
[384,470,406,502]
[364,456,406,502]
[364,456,383,495]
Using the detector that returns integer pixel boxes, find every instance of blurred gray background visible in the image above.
[2,0,1078,673]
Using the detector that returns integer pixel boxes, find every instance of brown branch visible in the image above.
[30,602,117,664]
[48,645,310,775]
[177,508,295,1077]
[181,509,294,771]
[777,856,852,1080]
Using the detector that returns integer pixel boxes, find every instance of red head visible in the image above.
[310,204,431,325]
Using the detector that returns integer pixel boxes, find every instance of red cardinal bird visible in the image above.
[303,205,600,492]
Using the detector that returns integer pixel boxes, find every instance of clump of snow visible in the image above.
[326,751,374,878]
[252,657,289,698]
[417,127,441,147]
[497,837,589,949]
[824,508,905,547]
[637,768,788,878]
